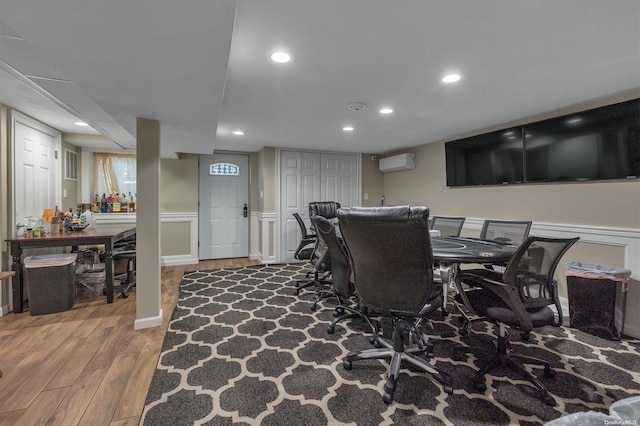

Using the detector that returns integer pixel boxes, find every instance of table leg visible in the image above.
[104,241,114,303]
[10,243,24,314]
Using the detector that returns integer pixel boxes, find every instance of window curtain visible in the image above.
[93,153,136,199]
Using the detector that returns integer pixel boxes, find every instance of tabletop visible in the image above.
[431,236,518,265]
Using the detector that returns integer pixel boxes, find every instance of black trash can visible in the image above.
[565,261,632,340]
[24,253,77,315]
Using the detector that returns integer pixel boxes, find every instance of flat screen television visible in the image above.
[524,99,640,182]
[445,126,524,186]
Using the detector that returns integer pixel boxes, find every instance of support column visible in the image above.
[134,118,162,329]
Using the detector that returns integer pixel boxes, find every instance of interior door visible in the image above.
[321,153,358,208]
[279,151,320,263]
[13,114,59,235]
[199,153,249,259]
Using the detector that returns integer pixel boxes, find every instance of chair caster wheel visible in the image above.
[544,367,556,378]
[294,289,300,296]
[452,350,464,362]
[121,293,129,299]
[343,360,352,370]
[327,326,335,334]
[459,327,469,336]
[383,392,394,404]
[543,395,557,407]
[521,331,530,341]
[443,385,454,394]
[310,303,317,311]
[473,377,486,392]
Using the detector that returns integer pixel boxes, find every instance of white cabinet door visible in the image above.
[279,150,358,263]
[280,151,320,263]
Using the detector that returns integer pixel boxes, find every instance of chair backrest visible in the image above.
[309,217,331,272]
[480,220,532,245]
[337,206,440,316]
[314,216,354,298]
[309,201,341,220]
[293,212,314,239]
[503,236,579,320]
[430,216,465,237]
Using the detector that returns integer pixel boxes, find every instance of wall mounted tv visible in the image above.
[445,98,639,186]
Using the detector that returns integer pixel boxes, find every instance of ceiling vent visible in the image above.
[379,153,416,173]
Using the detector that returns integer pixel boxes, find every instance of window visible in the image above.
[65,149,78,181]
[209,162,240,176]
[93,153,136,199]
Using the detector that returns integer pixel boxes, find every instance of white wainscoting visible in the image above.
[462,218,640,338]
[94,212,199,266]
[253,212,277,264]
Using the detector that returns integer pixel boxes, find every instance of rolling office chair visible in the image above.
[313,215,370,334]
[453,236,579,406]
[429,216,465,237]
[113,235,136,298]
[308,201,341,222]
[480,219,532,246]
[456,219,534,334]
[337,206,453,404]
[293,223,332,296]
[293,212,316,261]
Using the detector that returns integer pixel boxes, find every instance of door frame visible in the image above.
[10,110,61,237]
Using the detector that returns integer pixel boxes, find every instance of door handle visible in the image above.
[242,203,248,218]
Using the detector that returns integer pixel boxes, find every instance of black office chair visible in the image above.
[338,205,453,404]
[293,212,316,261]
[480,219,532,245]
[452,236,579,406]
[308,201,341,221]
[313,215,369,333]
[429,216,465,237]
[293,223,332,296]
[113,235,136,298]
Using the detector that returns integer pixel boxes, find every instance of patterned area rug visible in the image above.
[140,263,640,425]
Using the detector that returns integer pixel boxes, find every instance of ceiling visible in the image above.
[0,0,638,158]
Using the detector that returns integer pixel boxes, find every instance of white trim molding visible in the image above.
[134,308,163,330]
[256,212,277,264]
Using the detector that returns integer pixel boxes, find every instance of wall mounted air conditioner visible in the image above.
[378,153,416,173]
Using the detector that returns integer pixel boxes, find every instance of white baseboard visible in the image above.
[0,304,9,317]
[161,254,199,266]
[134,308,163,330]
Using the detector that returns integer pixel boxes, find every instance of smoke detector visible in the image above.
[347,102,366,112]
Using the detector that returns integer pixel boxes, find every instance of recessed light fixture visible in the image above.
[379,107,393,114]
[343,126,354,132]
[233,130,245,136]
[567,117,583,125]
[74,121,89,127]
[270,51,293,63]
[442,73,462,83]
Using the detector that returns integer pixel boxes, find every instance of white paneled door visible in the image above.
[13,113,59,234]
[279,150,359,263]
[199,154,249,259]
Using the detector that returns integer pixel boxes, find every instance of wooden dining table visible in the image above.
[6,225,136,314]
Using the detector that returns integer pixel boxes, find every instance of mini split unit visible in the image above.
[378,153,416,173]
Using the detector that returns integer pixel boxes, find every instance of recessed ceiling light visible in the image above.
[567,117,583,125]
[343,126,354,132]
[379,107,393,114]
[442,73,462,83]
[233,130,245,136]
[270,51,293,63]
[75,121,89,127]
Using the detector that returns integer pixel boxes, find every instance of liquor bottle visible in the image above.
[129,192,136,213]
[101,193,108,213]
[113,192,121,213]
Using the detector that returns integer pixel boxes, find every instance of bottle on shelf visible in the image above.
[113,192,121,213]
[101,193,108,213]
[128,192,136,213]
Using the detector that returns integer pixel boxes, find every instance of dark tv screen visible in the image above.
[446,127,524,186]
[525,99,640,182]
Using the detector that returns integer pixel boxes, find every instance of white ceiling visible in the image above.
[0,0,638,158]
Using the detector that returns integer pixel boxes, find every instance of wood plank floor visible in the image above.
[0,257,259,426]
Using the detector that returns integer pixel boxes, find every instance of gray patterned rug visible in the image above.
[140,263,640,425]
